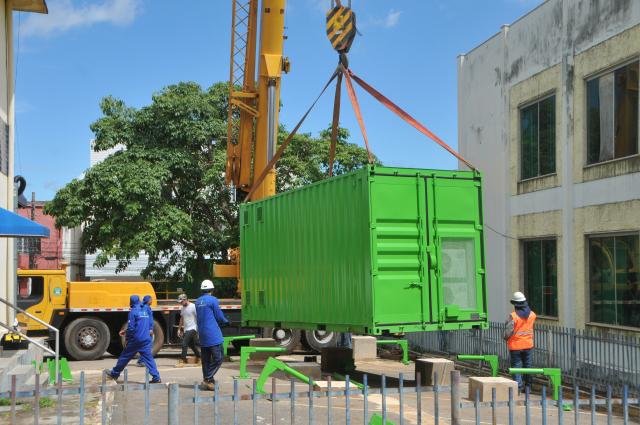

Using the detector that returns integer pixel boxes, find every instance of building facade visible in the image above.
[0,0,47,324]
[458,0,640,333]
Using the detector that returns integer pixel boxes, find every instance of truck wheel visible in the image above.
[263,327,300,353]
[64,317,110,361]
[119,320,165,356]
[302,330,338,353]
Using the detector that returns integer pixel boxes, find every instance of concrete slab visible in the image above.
[248,338,278,360]
[351,336,377,361]
[415,358,454,386]
[468,376,518,402]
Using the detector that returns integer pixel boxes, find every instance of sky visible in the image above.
[13,0,543,201]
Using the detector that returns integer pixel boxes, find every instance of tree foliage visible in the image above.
[45,82,376,281]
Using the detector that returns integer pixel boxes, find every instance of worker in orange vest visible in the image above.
[503,291,536,393]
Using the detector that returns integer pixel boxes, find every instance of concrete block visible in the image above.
[415,358,454,386]
[351,336,377,361]
[468,377,518,402]
[321,347,354,373]
[272,361,322,381]
[249,338,278,360]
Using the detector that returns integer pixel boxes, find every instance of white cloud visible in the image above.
[383,9,401,28]
[362,9,402,30]
[21,0,142,38]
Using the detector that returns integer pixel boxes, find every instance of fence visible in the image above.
[1,368,638,424]
[407,321,640,396]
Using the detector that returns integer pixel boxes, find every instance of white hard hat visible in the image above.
[201,279,215,290]
[511,291,526,303]
[178,293,188,301]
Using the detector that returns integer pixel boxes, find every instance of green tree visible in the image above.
[45,82,376,281]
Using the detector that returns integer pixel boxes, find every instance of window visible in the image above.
[523,239,558,317]
[520,95,556,180]
[588,234,639,328]
[17,237,41,254]
[16,276,45,310]
[441,238,477,310]
[587,61,639,164]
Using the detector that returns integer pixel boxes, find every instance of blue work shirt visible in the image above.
[195,293,229,347]
[142,296,154,332]
[126,304,153,344]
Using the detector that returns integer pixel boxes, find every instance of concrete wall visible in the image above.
[1,0,14,324]
[458,0,640,330]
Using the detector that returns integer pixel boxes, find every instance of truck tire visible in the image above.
[64,317,110,361]
[119,320,165,356]
[263,327,300,353]
[302,330,338,352]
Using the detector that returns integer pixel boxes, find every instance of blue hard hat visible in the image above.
[142,295,152,305]
[130,295,140,307]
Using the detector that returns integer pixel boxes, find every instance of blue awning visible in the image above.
[0,207,50,238]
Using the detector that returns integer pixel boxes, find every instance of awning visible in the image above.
[0,208,50,238]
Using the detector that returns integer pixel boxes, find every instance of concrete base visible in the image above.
[272,361,322,381]
[468,377,518,402]
[415,358,454,386]
[351,336,377,361]
[321,347,354,373]
[249,338,278,360]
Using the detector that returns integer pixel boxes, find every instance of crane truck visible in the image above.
[15,267,248,360]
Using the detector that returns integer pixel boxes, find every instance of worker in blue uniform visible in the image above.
[196,280,229,391]
[105,295,161,383]
[136,295,154,367]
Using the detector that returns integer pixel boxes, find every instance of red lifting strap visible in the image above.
[346,68,477,171]
[342,65,375,165]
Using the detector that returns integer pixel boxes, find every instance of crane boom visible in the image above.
[227,0,287,201]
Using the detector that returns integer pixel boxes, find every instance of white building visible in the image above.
[458,0,640,333]
[0,0,47,324]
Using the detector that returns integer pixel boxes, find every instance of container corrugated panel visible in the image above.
[240,165,487,335]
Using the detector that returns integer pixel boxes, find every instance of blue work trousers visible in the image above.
[201,344,223,382]
[509,348,533,390]
[111,340,160,381]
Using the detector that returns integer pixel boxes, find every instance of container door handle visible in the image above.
[408,282,422,289]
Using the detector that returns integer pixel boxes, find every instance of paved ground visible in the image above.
[4,348,634,424]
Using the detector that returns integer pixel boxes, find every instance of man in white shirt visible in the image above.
[177,294,201,362]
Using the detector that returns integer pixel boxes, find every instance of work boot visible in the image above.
[103,369,118,381]
[150,377,162,384]
[200,380,215,391]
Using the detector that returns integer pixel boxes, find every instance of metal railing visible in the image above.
[0,296,59,384]
[407,321,640,396]
[1,369,637,424]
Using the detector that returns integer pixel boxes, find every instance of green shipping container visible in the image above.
[240,165,488,335]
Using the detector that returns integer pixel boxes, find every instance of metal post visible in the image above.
[450,370,460,425]
[79,372,85,425]
[35,373,40,425]
[101,371,107,425]
[345,375,351,425]
[271,378,276,425]
[10,374,16,424]
[57,371,63,425]
[193,382,199,425]
[290,379,296,424]
[252,379,257,425]
[416,372,422,425]
[144,370,150,425]
[382,374,387,424]
[399,373,404,425]
[168,383,179,425]
[508,387,514,425]
[542,386,547,425]
[234,378,239,425]
[491,387,497,425]
[363,373,368,424]
[308,379,314,425]
[434,372,439,425]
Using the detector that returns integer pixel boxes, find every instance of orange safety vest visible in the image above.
[507,311,536,351]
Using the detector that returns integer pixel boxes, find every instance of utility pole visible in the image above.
[29,191,35,269]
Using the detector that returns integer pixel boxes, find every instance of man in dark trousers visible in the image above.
[105,295,161,383]
[196,280,228,390]
[503,291,536,393]
[137,294,154,367]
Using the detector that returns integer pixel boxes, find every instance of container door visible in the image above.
[370,175,429,330]
[426,176,487,324]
